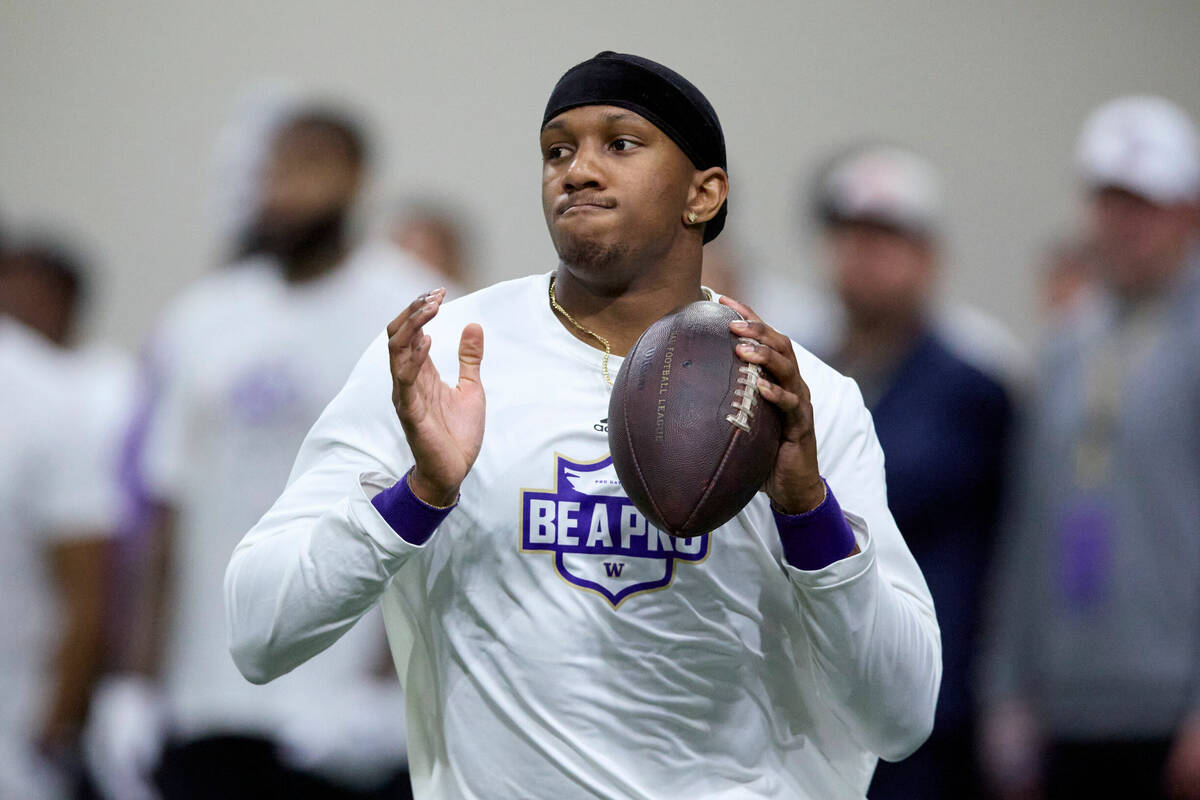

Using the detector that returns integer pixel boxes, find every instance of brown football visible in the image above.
[608,301,782,537]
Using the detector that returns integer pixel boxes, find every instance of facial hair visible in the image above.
[554,234,630,275]
[235,207,349,268]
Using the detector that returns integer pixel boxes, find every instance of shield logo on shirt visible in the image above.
[520,454,709,607]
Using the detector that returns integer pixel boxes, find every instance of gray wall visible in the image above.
[4,1,1199,347]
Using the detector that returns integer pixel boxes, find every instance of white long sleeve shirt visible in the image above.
[225,272,941,799]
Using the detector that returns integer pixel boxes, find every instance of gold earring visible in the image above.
[687,212,697,224]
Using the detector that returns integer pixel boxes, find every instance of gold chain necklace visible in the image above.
[549,275,613,386]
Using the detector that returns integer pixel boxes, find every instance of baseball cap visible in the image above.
[816,144,942,237]
[1077,95,1200,206]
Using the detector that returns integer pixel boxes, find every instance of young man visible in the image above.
[115,106,421,799]
[226,52,940,799]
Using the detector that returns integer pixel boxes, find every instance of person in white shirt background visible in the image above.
[0,237,135,800]
[90,104,434,800]
[0,310,121,799]
[225,50,941,800]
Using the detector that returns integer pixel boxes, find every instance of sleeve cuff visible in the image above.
[773,479,857,571]
[370,471,456,546]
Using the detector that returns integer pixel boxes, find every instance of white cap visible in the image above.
[1077,95,1200,206]
[819,145,942,236]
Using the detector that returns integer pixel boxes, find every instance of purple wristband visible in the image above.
[370,472,456,545]
[773,480,857,571]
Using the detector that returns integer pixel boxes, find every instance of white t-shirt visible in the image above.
[0,318,120,800]
[226,272,942,799]
[139,244,431,763]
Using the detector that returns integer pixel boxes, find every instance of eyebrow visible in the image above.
[541,110,646,134]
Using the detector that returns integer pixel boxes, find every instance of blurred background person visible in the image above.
[209,80,303,262]
[777,147,1028,392]
[0,300,120,798]
[0,241,86,347]
[385,198,474,295]
[0,238,134,799]
[92,104,430,800]
[801,144,1016,799]
[0,240,137,515]
[980,96,1200,800]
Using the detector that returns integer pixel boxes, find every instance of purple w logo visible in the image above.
[520,454,710,607]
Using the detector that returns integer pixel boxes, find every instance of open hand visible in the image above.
[386,288,485,506]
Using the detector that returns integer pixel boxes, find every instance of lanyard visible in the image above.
[1073,298,1166,488]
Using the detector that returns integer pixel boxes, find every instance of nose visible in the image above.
[564,142,603,192]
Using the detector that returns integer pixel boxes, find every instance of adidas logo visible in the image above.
[594,417,608,433]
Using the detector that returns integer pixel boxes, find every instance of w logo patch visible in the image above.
[520,454,709,607]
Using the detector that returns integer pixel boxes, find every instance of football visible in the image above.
[608,301,782,537]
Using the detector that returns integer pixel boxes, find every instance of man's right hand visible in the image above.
[386,289,485,507]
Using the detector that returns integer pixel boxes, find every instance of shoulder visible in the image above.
[151,259,277,344]
[336,272,551,402]
[933,302,1030,389]
[1035,291,1109,374]
[341,241,443,300]
[425,272,549,336]
[0,321,81,453]
[0,319,67,405]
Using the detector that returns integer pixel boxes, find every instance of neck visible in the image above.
[551,251,705,356]
[1113,259,1191,308]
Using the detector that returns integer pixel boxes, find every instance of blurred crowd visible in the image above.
[2,85,1198,800]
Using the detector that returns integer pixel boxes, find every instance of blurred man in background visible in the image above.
[96,105,429,799]
[0,299,120,798]
[803,144,1015,799]
[980,96,1200,800]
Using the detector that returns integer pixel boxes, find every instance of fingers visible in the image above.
[734,334,798,384]
[721,296,814,421]
[386,288,446,340]
[388,289,446,386]
[719,294,761,323]
[752,373,803,413]
[457,323,484,389]
[729,316,792,359]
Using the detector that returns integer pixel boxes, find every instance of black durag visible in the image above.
[542,51,728,243]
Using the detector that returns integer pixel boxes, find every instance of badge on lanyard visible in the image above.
[1057,492,1114,614]
[1056,301,1160,615]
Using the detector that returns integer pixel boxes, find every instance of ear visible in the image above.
[683,167,729,228]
